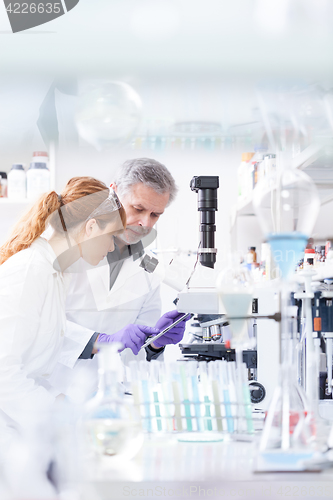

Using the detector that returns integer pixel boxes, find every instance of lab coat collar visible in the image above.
[86,250,146,310]
[31,237,62,274]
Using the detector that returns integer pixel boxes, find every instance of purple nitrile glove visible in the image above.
[98,324,159,355]
[151,310,191,349]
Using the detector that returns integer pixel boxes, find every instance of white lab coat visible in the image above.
[0,238,68,448]
[50,253,162,394]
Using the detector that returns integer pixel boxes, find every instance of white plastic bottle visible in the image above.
[237,152,254,203]
[26,162,50,200]
[7,164,26,199]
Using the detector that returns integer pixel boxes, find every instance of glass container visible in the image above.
[81,342,144,461]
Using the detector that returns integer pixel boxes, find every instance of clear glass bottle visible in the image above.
[82,342,143,461]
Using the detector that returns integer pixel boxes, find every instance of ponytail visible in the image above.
[0,176,126,266]
[0,191,60,265]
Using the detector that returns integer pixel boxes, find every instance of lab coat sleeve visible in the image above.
[134,279,164,361]
[57,319,96,369]
[0,262,55,425]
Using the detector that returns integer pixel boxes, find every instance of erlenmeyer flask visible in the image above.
[81,342,144,461]
[260,364,315,452]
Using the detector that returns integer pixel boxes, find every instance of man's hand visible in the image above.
[151,310,190,349]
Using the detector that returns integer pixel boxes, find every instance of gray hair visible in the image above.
[114,158,178,206]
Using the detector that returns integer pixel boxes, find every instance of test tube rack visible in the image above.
[129,360,256,437]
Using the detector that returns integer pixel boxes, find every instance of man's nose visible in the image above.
[138,214,154,228]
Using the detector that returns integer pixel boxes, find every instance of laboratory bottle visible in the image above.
[247,247,257,265]
[251,144,268,181]
[304,248,315,268]
[26,162,50,200]
[314,246,325,267]
[7,164,26,199]
[325,240,333,259]
[0,172,8,197]
[81,342,143,460]
[237,152,254,202]
[253,162,259,188]
[267,154,276,177]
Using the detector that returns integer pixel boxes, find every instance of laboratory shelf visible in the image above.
[0,198,31,204]
[232,141,333,226]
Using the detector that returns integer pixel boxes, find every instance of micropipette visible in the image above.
[140,313,193,350]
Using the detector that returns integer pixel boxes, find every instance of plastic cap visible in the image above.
[305,248,315,253]
[32,151,48,157]
[241,152,255,162]
[29,162,48,169]
[11,164,24,171]
[0,171,7,179]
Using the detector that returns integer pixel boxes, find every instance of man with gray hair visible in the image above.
[52,158,184,392]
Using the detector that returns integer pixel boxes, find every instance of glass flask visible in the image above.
[81,342,144,461]
[75,82,142,150]
[253,161,320,281]
[253,157,321,460]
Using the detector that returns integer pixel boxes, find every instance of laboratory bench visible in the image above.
[79,431,333,500]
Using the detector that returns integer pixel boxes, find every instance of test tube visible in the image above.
[240,362,254,434]
[179,363,193,432]
[228,362,238,433]
[219,361,234,433]
[198,362,212,431]
[208,362,223,432]
[188,361,203,432]
[159,363,174,432]
[129,360,142,416]
[150,361,162,432]
[170,363,183,431]
[139,360,152,432]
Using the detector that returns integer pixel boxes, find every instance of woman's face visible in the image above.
[80,217,124,266]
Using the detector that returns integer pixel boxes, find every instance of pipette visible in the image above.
[140,313,193,350]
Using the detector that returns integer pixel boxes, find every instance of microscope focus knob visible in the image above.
[249,381,266,404]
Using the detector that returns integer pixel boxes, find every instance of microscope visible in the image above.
[176,176,281,409]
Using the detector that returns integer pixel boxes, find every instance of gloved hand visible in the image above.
[151,310,191,349]
[98,324,159,355]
